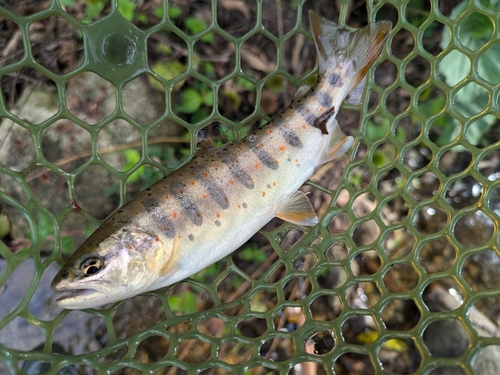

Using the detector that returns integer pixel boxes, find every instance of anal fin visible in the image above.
[276,191,319,226]
[320,118,354,164]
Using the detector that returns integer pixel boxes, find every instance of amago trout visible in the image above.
[51,12,391,309]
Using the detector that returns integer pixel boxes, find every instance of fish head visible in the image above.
[51,224,168,309]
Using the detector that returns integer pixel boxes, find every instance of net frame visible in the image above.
[0,0,499,374]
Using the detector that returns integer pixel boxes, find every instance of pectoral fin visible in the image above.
[276,191,319,226]
[159,235,181,276]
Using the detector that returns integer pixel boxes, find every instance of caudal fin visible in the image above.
[309,11,392,97]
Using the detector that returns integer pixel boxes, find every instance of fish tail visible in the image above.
[309,11,392,101]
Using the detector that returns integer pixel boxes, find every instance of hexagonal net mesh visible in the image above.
[0,0,499,374]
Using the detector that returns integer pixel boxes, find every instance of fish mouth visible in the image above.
[54,287,119,310]
[54,289,96,306]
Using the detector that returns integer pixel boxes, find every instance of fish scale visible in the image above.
[51,12,391,309]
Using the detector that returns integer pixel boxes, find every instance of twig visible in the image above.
[25,136,189,182]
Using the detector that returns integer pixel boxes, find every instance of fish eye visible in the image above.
[80,257,104,276]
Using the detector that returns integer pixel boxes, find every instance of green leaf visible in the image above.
[118,0,136,21]
[0,213,10,239]
[265,75,285,93]
[178,88,202,114]
[201,33,214,44]
[238,246,267,262]
[123,149,144,184]
[34,211,54,243]
[85,0,104,5]
[156,44,172,55]
[154,6,163,19]
[223,88,241,111]
[83,1,105,22]
[150,60,186,91]
[372,150,389,168]
[478,44,500,85]
[201,90,214,106]
[190,108,209,124]
[168,290,198,315]
[168,6,182,19]
[435,117,460,146]
[185,16,208,35]
[439,50,470,88]
[61,235,75,254]
[236,77,254,91]
[201,62,214,76]
[365,117,390,141]
[123,148,141,168]
[59,0,76,5]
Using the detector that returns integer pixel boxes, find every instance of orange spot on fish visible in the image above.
[179,189,184,194]
[295,158,299,163]
[268,129,273,134]
[256,143,263,149]
[163,226,167,231]
[262,191,266,197]
[135,211,139,216]
[155,237,159,242]
[255,162,260,169]
[238,204,241,209]
[203,172,209,178]
[172,212,178,219]
[216,213,221,218]
[319,107,323,111]
[275,159,279,164]
[140,201,144,204]
[223,197,228,203]
[237,146,243,151]
[202,194,208,199]
[279,146,286,151]
[301,124,306,130]
[215,163,220,168]
[165,195,169,199]
[228,179,235,186]
[190,181,195,186]
[163,186,167,189]
[126,244,132,250]
[273,182,276,186]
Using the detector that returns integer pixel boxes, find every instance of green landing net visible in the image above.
[0,0,499,374]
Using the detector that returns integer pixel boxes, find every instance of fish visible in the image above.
[51,12,391,309]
